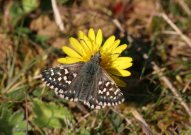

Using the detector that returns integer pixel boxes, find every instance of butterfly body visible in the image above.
[41,52,124,109]
[72,52,100,102]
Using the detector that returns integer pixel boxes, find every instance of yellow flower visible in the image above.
[57,28,133,87]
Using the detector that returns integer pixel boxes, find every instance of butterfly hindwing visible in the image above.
[41,62,84,100]
[96,68,125,107]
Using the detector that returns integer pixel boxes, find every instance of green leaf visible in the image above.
[58,0,69,5]
[0,105,28,135]
[32,98,74,128]
[6,85,28,101]
[9,0,39,27]
[15,27,32,37]
[9,1,25,27]
[109,112,124,133]
[11,111,28,135]
[35,35,50,44]
[78,128,91,135]
[0,107,12,135]
[184,127,191,135]
[22,0,39,13]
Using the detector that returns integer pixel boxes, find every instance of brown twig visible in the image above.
[112,19,125,34]
[175,0,191,16]
[151,61,191,117]
[182,81,191,93]
[51,0,65,32]
[160,13,191,48]
[72,112,91,131]
[130,108,154,135]
[76,102,89,114]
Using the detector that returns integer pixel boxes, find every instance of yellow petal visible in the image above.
[78,31,93,53]
[57,57,81,64]
[88,28,98,53]
[79,40,91,55]
[108,68,131,77]
[95,29,103,50]
[62,46,82,59]
[111,39,120,50]
[88,28,95,41]
[112,44,127,54]
[69,37,85,57]
[101,36,115,51]
[104,39,120,54]
[112,57,133,69]
[111,75,127,87]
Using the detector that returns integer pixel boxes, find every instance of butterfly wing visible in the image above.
[97,68,125,107]
[83,67,125,109]
[41,62,84,101]
[41,63,124,109]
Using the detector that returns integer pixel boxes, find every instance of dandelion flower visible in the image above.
[57,28,133,87]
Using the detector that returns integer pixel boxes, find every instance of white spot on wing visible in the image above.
[98,81,103,85]
[50,70,54,76]
[109,88,113,91]
[73,73,77,77]
[64,69,69,74]
[98,90,103,94]
[66,81,71,84]
[57,72,61,75]
[63,76,67,81]
[114,89,120,95]
[91,104,94,108]
[60,94,64,98]
[58,77,62,81]
[122,98,125,102]
[105,82,110,86]
[87,102,90,107]
[103,88,106,92]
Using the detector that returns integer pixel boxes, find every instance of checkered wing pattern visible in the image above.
[41,62,84,100]
[41,63,125,109]
[84,68,125,109]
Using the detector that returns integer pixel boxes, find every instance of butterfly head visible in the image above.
[90,52,101,64]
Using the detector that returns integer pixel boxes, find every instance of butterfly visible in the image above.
[41,52,125,109]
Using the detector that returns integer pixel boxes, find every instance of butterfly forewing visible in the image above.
[41,62,84,100]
